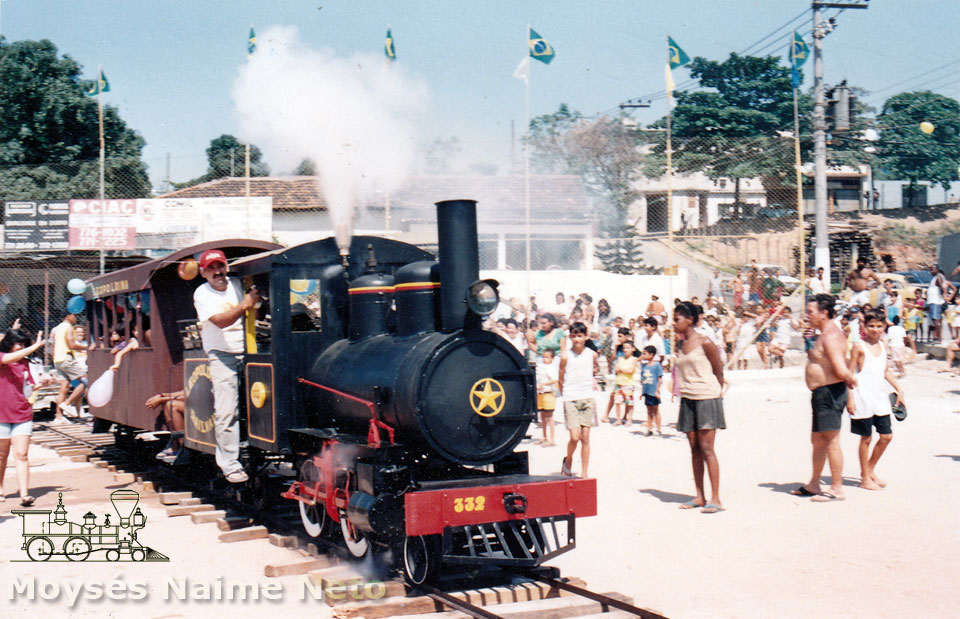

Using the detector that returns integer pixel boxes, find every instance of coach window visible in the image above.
[289,279,322,333]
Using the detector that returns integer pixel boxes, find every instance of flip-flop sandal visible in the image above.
[560,457,574,477]
[811,491,844,502]
[789,486,818,497]
[679,499,704,509]
[701,504,725,514]
[20,496,35,507]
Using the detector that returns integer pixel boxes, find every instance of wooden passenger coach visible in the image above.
[82,240,280,431]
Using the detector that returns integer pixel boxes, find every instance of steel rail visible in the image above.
[414,584,504,619]
[526,571,668,618]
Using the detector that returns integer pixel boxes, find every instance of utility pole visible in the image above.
[812,1,869,286]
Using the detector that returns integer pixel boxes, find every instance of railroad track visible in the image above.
[32,423,667,618]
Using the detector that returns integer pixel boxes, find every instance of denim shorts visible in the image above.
[928,303,943,321]
[0,420,33,439]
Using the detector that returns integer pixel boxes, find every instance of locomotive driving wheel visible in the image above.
[403,534,441,586]
[298,459,327,538]
[339,510,368,558]
[26,536,54,561]
[63,536,92,561]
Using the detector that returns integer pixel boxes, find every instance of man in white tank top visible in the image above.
[559,322,599,478]
[847,309,904,491]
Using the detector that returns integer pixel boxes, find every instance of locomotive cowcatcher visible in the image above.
[81,199,596,584]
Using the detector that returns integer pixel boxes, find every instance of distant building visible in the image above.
[158,174,595,270]
[631,172,768,233]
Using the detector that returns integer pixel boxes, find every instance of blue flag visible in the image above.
[248,26,257,57]
[789,30,809,89]
[529,28,555,64]
[385,28,397,61]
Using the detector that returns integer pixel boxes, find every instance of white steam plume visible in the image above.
[233,25,427,248]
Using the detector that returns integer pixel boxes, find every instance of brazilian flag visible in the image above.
[789,30,809,89]
[385,28,397,61]
[248,26,257,56]
[668,36,690,69]
[85,69,110,96]
[529,28,555,64]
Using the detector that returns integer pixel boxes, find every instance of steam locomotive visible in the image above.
[12,490,168,562]
[81,199,596,584]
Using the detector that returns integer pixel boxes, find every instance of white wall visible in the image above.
[480,268,689,322]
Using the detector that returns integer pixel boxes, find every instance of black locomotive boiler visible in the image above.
[81,199,597,585]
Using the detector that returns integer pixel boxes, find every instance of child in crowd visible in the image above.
[559,322,599,478]
[612,340,638,426]
[847,309,904,490]
[535,348,560,446]
[904,298,922,352]
[886,315,906,378]
[638,345,664,436]
[768,308,799,369]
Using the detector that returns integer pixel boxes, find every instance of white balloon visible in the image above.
[88,371,115,407]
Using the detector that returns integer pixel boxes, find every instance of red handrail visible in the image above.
[297,378,395,447]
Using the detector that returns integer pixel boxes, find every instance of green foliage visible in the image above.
[175,134,269,188]
[527,104,648,272]
[648,53,813,216]
[876,91,960,192]
[0,37,151,199]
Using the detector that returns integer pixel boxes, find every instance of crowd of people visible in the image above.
[486,257,955,512]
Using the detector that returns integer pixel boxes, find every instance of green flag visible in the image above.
[248,26,257,57]
[789,30,809,89]
[667,36,690,69]
[85,69,110,96]
[529,28,555,64]
[385,28,397,61]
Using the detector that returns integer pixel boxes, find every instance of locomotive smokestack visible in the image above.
[436,199,479,332]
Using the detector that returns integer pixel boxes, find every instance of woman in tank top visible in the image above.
[529,313,566,358]
[673,302,726,514]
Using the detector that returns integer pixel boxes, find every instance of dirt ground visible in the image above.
[2,356,958,618]
[529,356,960,618]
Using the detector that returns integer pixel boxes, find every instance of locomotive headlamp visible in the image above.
[467,279,499,316]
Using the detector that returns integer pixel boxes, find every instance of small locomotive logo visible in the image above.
[11,490,169,562]
[469,378,505,417]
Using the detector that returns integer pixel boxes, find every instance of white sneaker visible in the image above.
[225,470,249,484]
[60,404,78,418]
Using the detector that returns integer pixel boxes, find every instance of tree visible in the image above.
[528,104,649,274]
[175,134,269,188]
[0,37,151,201]
[876,91,960,206]
[420,137,461,173]
[649,53,812,218]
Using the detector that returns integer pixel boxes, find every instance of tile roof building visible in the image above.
[159,174,596,270]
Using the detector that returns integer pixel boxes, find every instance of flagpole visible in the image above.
[245,143,251,237]
[665,38,675,360]
[524,25,532,320]
[98,64,106,275]
[793,52,807,308]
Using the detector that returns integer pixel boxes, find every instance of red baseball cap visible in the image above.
[198,249,228,269]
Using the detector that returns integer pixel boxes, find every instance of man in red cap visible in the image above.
[192,249,260,483]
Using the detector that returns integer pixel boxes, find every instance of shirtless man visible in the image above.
[844,257,881,306]
[645,295,667,326]
[791,293,857,502]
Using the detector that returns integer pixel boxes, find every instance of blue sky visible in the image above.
[3,1,959,189]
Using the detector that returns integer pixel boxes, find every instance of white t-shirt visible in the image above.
[886,324,906,348]
[193,279,245,354]
[536,359,560,395]
[562,347,596,401]
[636,331,666,360]
[809,277,826,295]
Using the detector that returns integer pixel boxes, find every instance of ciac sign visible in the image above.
[68,200,137,249]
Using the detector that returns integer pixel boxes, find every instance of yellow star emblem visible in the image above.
[470,378,505,417]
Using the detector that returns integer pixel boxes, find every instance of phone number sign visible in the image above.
[68,200,137,249]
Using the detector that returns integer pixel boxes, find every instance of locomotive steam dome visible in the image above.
[306,329,533,466]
